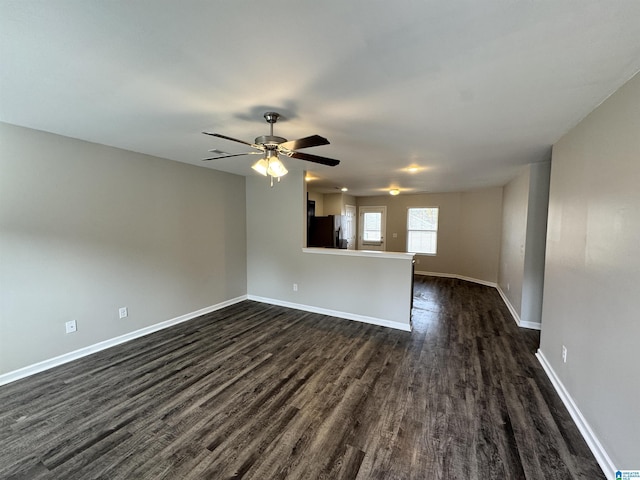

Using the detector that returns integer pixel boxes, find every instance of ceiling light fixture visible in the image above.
[341,187,348,192]
[203,111,338,188]
[252,149,288,186]
[389,188,400,196]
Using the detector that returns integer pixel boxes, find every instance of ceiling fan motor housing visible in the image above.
[255,135,287,146]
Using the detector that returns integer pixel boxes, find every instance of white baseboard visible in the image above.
[536,349,615,479]
[415,271,541,330]
[495,284,520,326]
[495,285,541,330]
[414,270,497,288]
[518,320,542,330]
[247,295,412,332]
[0,295,247,386]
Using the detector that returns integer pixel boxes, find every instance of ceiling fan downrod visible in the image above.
[255,112,287,146]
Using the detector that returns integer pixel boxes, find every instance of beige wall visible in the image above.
[323,193,343,215]
[540,72,640,469]
[307,190,324,216]
[357,188,503,284]
[309,191,356,216]
[0,123,247,375]
[343,194,356,212]
[457,188,504,282]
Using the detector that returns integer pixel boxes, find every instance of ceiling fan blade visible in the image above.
[202,152,259,161]
[207,150,263,155]
[202,132,254,146]
[279,135,330,151]
[287,150,340,167]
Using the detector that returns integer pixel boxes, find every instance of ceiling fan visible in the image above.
[202,112,340,184]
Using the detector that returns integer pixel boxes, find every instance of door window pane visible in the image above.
[363,212,382,242]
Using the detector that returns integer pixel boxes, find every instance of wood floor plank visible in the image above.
[0,276,605,479]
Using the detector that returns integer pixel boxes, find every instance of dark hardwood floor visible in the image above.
[0,276,604,479]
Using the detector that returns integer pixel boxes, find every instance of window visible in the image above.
[363,211,382,242]
[407,207,439,254]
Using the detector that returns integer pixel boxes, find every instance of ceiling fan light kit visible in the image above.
[202,111,339,187]
[251,154,288,186]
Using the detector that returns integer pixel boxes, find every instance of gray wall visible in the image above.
[540,73,640,468]
[498,161,550,327]
[247,172,413,328]
[521,161,550,326]
[0,123,247,375]
[498,167,530,315]
[357,188,503,284]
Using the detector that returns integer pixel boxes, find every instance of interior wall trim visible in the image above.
[247,295,412,332]
[415,271,541,330]
[0,295,248,386]
[536,349,615,479]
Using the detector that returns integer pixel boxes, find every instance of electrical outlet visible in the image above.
[293,283,298,292]
[119,307,128,319]
[65,320,77,334]
[562,345,568,363]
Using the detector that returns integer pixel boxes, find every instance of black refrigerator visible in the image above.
[308,215,346,248]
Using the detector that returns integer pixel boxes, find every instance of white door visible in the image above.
[358,206,387,251]
[344,204,356,250]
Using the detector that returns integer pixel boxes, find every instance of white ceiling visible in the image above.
[2,1,640,196]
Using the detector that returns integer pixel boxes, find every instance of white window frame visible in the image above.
[406,207,439,255]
